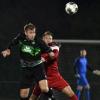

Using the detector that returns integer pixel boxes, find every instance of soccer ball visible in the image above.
[65,2,78,15]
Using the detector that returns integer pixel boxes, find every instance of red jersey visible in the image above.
[42,43,60,76]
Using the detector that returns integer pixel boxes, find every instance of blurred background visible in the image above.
[0,0,100,100]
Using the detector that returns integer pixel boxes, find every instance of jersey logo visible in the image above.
[21,45,41,56]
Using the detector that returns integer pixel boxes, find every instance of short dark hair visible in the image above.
[24,23,36,31]
[42,31,53,37]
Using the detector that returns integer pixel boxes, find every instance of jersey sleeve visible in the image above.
[7,33,22,49]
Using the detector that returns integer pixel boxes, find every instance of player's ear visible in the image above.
[24,31,27,35]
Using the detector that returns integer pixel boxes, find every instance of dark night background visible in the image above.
[0,0,100,100]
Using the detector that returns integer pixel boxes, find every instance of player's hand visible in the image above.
[1,49,11,58]
[93,70,100,76]
[75,74,80,78]
[41,57,46,62]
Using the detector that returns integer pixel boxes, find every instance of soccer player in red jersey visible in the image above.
[30,31,78,100]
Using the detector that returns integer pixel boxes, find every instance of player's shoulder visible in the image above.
[75,57,80,62]
[13,33,24,40]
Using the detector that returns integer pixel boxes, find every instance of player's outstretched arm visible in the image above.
[1,33,21,58]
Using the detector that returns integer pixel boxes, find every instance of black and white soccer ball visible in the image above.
[65,2,78,15]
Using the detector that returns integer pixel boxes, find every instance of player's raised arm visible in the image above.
[1,33,21,58]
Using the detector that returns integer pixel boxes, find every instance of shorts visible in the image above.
[77,74,89,86]
[20,63,46,89]
[33,72,69,96]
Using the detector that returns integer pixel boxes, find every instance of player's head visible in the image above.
[80,49,87,57]
[24,23,36,40]
[42,31,53,45]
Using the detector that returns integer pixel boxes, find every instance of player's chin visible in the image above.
[30,37,34,40]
